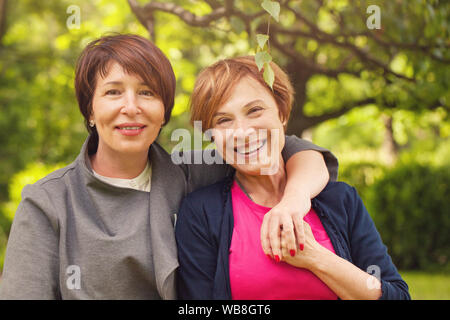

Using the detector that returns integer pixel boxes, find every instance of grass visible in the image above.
[399,270,450,300]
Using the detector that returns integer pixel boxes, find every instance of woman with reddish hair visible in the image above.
[0,35,338,299]
[175,56,410,300]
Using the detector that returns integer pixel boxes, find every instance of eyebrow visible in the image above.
[213,99,265,117]
[103,81,148,86]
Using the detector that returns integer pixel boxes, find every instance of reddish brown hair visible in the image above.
[190,56,294,132]
[74,33,176,148]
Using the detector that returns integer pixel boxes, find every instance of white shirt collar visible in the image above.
[92,161,152,192]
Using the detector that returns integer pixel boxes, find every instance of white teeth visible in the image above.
[119,127,142,130]
[236,140,265,155]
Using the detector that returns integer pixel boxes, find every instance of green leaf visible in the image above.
[256,34,269,49]
[261,0,280,22]
[263,62,275,89]
[230,16,245,34]
[255,51,272,71]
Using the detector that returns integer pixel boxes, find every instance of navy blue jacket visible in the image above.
[175,178,411,300]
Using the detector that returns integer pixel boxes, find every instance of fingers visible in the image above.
[280,215,296,259]
[261,211,298,262]
[268,214,282,262]
[294,217,306,251]
[261,210,315,265]
[260,214,273,259]
[303,219,313,234]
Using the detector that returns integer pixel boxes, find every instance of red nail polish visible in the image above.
[267,254,272,259]
[290,249,295,257]
[274,255,280,263]
[300,244,304,251]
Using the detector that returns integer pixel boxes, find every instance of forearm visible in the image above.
[310,246,382,300]
[284,150,329,200]
[178,150,232,193]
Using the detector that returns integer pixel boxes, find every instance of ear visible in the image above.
[278,111,287,127]
[88,110,95,127]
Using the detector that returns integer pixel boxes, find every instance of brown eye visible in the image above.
[216,118,231,125]
[249,106,263,114]
[105,89,121,95]
[139,90,153,96]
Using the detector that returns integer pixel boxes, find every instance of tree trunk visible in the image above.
[0,0,8,44]
[381,114,399,165]
[285,61,312,136]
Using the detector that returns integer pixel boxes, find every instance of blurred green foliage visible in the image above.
[314,105,449,271]
[367,161,450,271]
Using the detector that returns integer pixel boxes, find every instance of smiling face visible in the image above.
[90,62,165,156]
[211,76,286,175]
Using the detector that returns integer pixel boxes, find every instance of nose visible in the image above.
[232,117,252,132]
[121,91,141,116]
[231,118,257,144]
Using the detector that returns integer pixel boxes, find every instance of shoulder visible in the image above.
[18,162,78,226]
[177,178,229,226]
[26,161,78,198]
[149,142,188,182]
[184,178,228,201]
[313,181,361,227]
[33,161,78,187]
[315,181,357,205]
[180,179,229,213]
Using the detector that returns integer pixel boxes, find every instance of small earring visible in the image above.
[89,120,95,127]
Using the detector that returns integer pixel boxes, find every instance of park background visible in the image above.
[0,0,448,299]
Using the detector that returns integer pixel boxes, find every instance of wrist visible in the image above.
[279,190,312,219]
[282,184,311,202]
[308,244,333,273]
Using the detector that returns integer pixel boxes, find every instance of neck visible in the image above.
[90,143,148,179]
[235,156,287,207]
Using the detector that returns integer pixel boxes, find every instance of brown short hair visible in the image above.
[190,56,294,132]
[74,33,176,144]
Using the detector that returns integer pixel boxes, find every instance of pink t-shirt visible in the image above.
[229,180,338,300]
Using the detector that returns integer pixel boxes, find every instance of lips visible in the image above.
[115,123,146,136]
[234,139,267,155]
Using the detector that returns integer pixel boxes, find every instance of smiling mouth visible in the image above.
[115,125,146,130]
[233,139,267,156]
[115,124,147,136]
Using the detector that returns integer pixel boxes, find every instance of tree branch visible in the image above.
[368,32,450,64]
[127,0,155,39]
[305,97,376,126]
[284,4,417,81]
[287,97,377,134]
[137,0,228,27]
[204,0,221,10]
[346,1,450,64]
[268,28,362,78]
